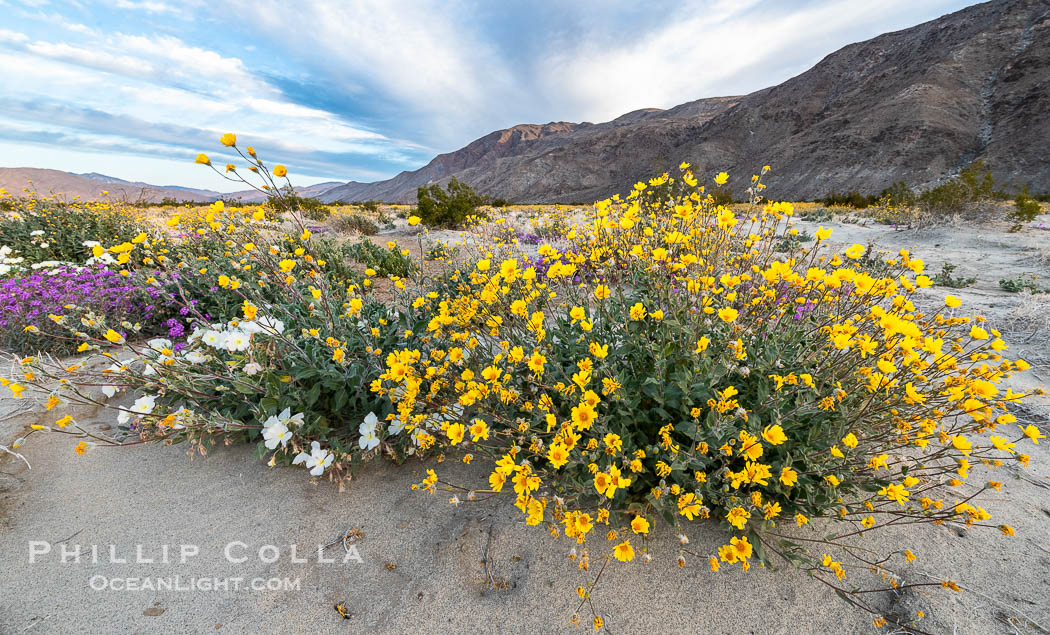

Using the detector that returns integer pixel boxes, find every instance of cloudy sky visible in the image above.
[1,0,974,192]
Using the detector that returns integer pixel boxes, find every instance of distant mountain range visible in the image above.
[0,167,342,204]
[2,0,1047,205]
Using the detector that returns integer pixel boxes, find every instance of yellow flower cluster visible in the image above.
[368,164,1040,603]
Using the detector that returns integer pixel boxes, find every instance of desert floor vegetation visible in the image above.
[1,139,1048,633]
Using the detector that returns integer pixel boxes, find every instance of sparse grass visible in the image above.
[1002,290,1050,343]
[797,207,834,222]
[1000,273,1046,294]
[332,212,379,235]
[341,238,415,277]
[932,263,977,288]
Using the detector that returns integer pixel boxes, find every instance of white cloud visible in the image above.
[113,0,182,15]
[225,0,518,143]
[0,28,30,44]
[0,25,395,163]
[539,0,953,123]
[27,12,97,35]
[25,40,155,76]
[113,33,265,92]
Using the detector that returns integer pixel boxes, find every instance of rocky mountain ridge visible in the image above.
[322,0,1050,203]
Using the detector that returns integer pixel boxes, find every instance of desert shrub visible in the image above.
[532,214,571,241]
[797,207,833,222]
[932,262,977,288]
[416,177,489,227]
[14,139,413,456]
[999,274,1045,294]
[710,186,734,206]
[11,141,1044,631]
[821,191,877,208]
[332,213,379,235]
[425,241,457,262]
[918,160,995,216]
[359,200,381,214]
[878,181,917,208]
[775,228,813,251]
[869,193,919,228]
[342,239,415,278]
[268,191,329,220]
[1009,188,1042,231]
[920,181,974,214]
[366,168,1040,626]
[303,206,331,221]
[959,159,996,197]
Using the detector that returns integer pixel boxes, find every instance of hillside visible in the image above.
[0,168,344,204]
[0,168,221,203]
[321,97,740,203]
[322,0,1050,203]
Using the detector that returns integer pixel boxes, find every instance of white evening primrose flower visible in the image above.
[118,394,156,424]
[243,361,263,375]
[256,316,285,334]
[262,418,292,449]
[224,330,251,352]
[359,426,380,451]
[182,350,208,364]
[131,394,156,415]
[201,330,226,349]
[358,412,381,450]
[276,408,305,428]
[146,338,173,355]
[292,441,334,476]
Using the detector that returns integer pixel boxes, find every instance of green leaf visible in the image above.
[305,384,320,407]
[234,382,256,395]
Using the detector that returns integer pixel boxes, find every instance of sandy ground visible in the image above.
[1,212,1049,634]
